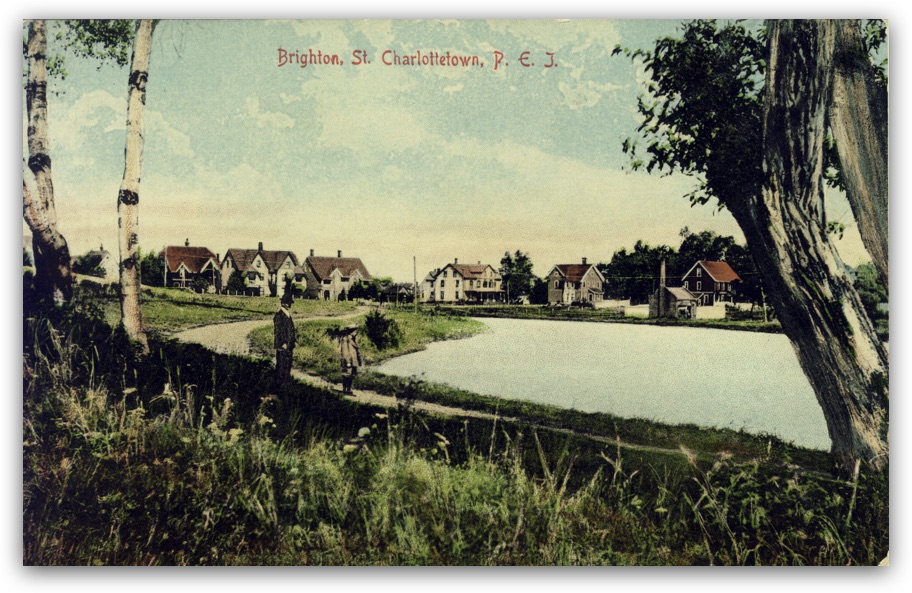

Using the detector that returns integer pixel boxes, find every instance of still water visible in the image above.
[377,317,830,450]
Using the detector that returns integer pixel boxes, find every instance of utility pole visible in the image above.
[413,255,418,314]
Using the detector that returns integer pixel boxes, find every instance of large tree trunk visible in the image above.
[827,20,889,289]
[24,19,73,304]
[117,19,156,351]
[726,20,888,472]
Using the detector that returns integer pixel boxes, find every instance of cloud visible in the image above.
[299,66,427,155]
[242,98,295,129]
[486,19,621,55]
[443,83,464,94]
[558,80,624,110]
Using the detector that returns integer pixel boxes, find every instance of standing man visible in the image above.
[273,281,296,389]
[339,325,362,394]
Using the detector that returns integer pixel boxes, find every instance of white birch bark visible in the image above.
[118,19,156,350]
[24,19,73,304]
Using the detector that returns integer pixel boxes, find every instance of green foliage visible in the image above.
[852,263,888,340]
[53,20,135,71]
[499,250,536,301]
[363,310,403,350]
[72,252,107,278]
[139,248,164,287]
[613,20,766,209]
[226,270,247,293]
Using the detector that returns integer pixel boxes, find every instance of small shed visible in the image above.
[649,286,698,319]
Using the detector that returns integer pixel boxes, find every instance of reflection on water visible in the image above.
[377,317,829,450]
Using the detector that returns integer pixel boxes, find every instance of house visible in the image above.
[221,242,298,296]
[75,244,118,281]
[681,260,742,306]
[160,240,220,291]
[546,258,605,305]
[299,249,372,300]
[422,259,505,303]
[380,282,415,303]
[649,260,698,319]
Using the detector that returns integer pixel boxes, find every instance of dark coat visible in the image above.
[274,307,296,350]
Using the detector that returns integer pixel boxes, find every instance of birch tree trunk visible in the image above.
[118,19,156,351]
[827,20,889,289]
[725,20,888,472]
[24,19,73,304]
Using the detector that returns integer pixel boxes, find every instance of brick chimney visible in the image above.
[337,250,342,258]
[582,257,587,265]
[454,258,458,264]
[310,249,314,257]
[185,238,190,247]
[258,241,264,252]
[660,259,666,288]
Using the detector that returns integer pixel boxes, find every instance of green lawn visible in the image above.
[248,307,487,378]
[81,281,359,334]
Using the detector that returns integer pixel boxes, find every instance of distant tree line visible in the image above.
[598,229,764,306]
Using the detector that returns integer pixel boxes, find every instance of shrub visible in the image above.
[363,310,402,350]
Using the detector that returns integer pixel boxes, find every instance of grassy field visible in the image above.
[76,279,359,334]
[23,310,888,565]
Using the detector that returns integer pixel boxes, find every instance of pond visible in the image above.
[376,317,830,450]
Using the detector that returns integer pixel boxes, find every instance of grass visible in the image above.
[247,306,487,379]
[24,284,887,565]
[23,318,889,565]
[77,279,359,334]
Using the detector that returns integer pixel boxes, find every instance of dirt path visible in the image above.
[171,308,369,355]
[171,311,690,459]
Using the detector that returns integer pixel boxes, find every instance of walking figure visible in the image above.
[273,281,296,389]
[338,325,362,394]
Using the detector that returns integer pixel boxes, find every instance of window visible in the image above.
[286,261,291,268]
[256,260,261,268]
[554,280,559,289]
[697,281,702,291]
[439,291,443,300]
[696,268,702,277]
[440,280,445,288]
[443,270,448,278]
[456,280,460,287]
[456,292,460,300]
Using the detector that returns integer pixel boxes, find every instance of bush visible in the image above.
[363,310,402,350]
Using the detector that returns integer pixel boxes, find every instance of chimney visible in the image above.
[310,249,314,257]
[337,250,342,258]
[477,261,481,265]
[660,259,666,288]
[454,258,458,264]
[185,238,190,247]
[582,257,587,265]
[258,241,264,252]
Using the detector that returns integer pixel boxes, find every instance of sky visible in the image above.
[23,18,872,282]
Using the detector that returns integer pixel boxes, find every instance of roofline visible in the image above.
[682,260,740,283]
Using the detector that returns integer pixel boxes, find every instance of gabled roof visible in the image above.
[161,245,219,274]
[306,256,372,282]
[448,263,499,280]
[665,286,699,301]
[549,263,603,284]
[225,248,298,274]
[684,260,742,283]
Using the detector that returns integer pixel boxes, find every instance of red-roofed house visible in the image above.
[421,259,504,303]
[160,240,220,292]
[546,258,605,305]
[220,242,298,296]
[681,260,742,305]
[299,249,372,300]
